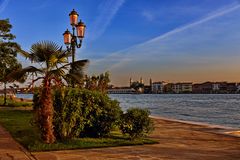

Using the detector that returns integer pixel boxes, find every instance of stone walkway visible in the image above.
[1,118,240,160]
[0,125,35,160]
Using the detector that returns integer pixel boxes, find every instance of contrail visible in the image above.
[89,0,125,41]
[143,4,240,46]
[0,0,10,13]
[91,3,240,70]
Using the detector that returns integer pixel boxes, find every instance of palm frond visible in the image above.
[17,48,33,59]
[6,66,43,82]
[30,41,61,63]
[64,73,85,84]
[49,68,66,78]
[72,59,89,69]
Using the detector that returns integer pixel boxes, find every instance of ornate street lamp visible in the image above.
[63,9,86,64]
[63,9,86,87]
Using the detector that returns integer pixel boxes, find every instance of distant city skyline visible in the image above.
[1,0,240,86]
[115,77,240,87]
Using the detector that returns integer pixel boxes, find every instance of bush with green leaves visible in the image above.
[52,88,122,139]
[120,108,154,139]
[33,87,154,141]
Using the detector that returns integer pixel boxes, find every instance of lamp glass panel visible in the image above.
[64,33,71,44]
[70,15,78,25]
[77,26,85,38]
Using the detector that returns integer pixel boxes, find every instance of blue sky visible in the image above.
[1,0,240,86]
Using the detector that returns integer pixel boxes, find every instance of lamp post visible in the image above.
[63,9,86,87]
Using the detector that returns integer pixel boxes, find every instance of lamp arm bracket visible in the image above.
[76,39,83,48]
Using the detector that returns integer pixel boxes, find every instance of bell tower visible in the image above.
[130,78,133,86]
[140,77,143,84]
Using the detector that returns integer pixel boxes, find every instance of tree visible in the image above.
[84,72,110,93]
[130,81,144,93]
[0,19,24,105]
[98,72,110,93]
[9,41,89,143]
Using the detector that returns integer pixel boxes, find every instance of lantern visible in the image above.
[69,9,79,26]
[63,29,72,45]
[76,20,86,38]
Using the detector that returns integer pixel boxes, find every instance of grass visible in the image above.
[0,96,32,107]
[0,109,157,152]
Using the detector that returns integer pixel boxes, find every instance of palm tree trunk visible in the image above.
[38,78,56,143]
[3,82,7,106]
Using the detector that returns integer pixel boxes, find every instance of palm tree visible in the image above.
[9,41,88,143]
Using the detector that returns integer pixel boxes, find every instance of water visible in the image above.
[16,94,33,100]
[16,93,240,129]
[110,94,240,129]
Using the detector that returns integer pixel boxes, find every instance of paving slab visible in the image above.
[0,125,35,160]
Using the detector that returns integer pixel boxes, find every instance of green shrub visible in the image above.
[53,88,122,139]
[81,95,122,137]
[53,88,85,139]
[120,108,154,139]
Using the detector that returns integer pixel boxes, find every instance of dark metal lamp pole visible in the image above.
[63,9,86,87]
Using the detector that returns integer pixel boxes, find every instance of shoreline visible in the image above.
[150,115,240,137]
[150,115,236,130]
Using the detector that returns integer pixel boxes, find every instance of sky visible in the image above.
[1,0,240,86]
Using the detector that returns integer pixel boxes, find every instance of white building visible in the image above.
[212,83,220,91]
[151,82,164,94]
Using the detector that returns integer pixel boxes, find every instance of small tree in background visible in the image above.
[130,81,144,93]
[0,19,25,105]
[85,72,110,93]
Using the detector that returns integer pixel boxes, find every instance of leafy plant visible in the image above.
[52,88,122,139]
[120,108,154,139]
[81,91,122,137]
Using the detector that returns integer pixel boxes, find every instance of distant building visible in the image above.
[108,87,136,94]
[181,83,193,93]
[172,83,181,93]
[193,82,237,94]
[151,82,165,94]
[112,78,240,94]
[164,83,174,93]
[192,83,202,93]
[172,83,192,93]
[199,82,213,94]
[143,78,152,94]
[212,83,220,92]
[226,83,237,93]
[237,83,240,93]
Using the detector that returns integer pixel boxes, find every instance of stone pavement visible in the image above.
[0,125,35,160]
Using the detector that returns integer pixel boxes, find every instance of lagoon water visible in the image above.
[16,93,240,129]
[110,94,240,129]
